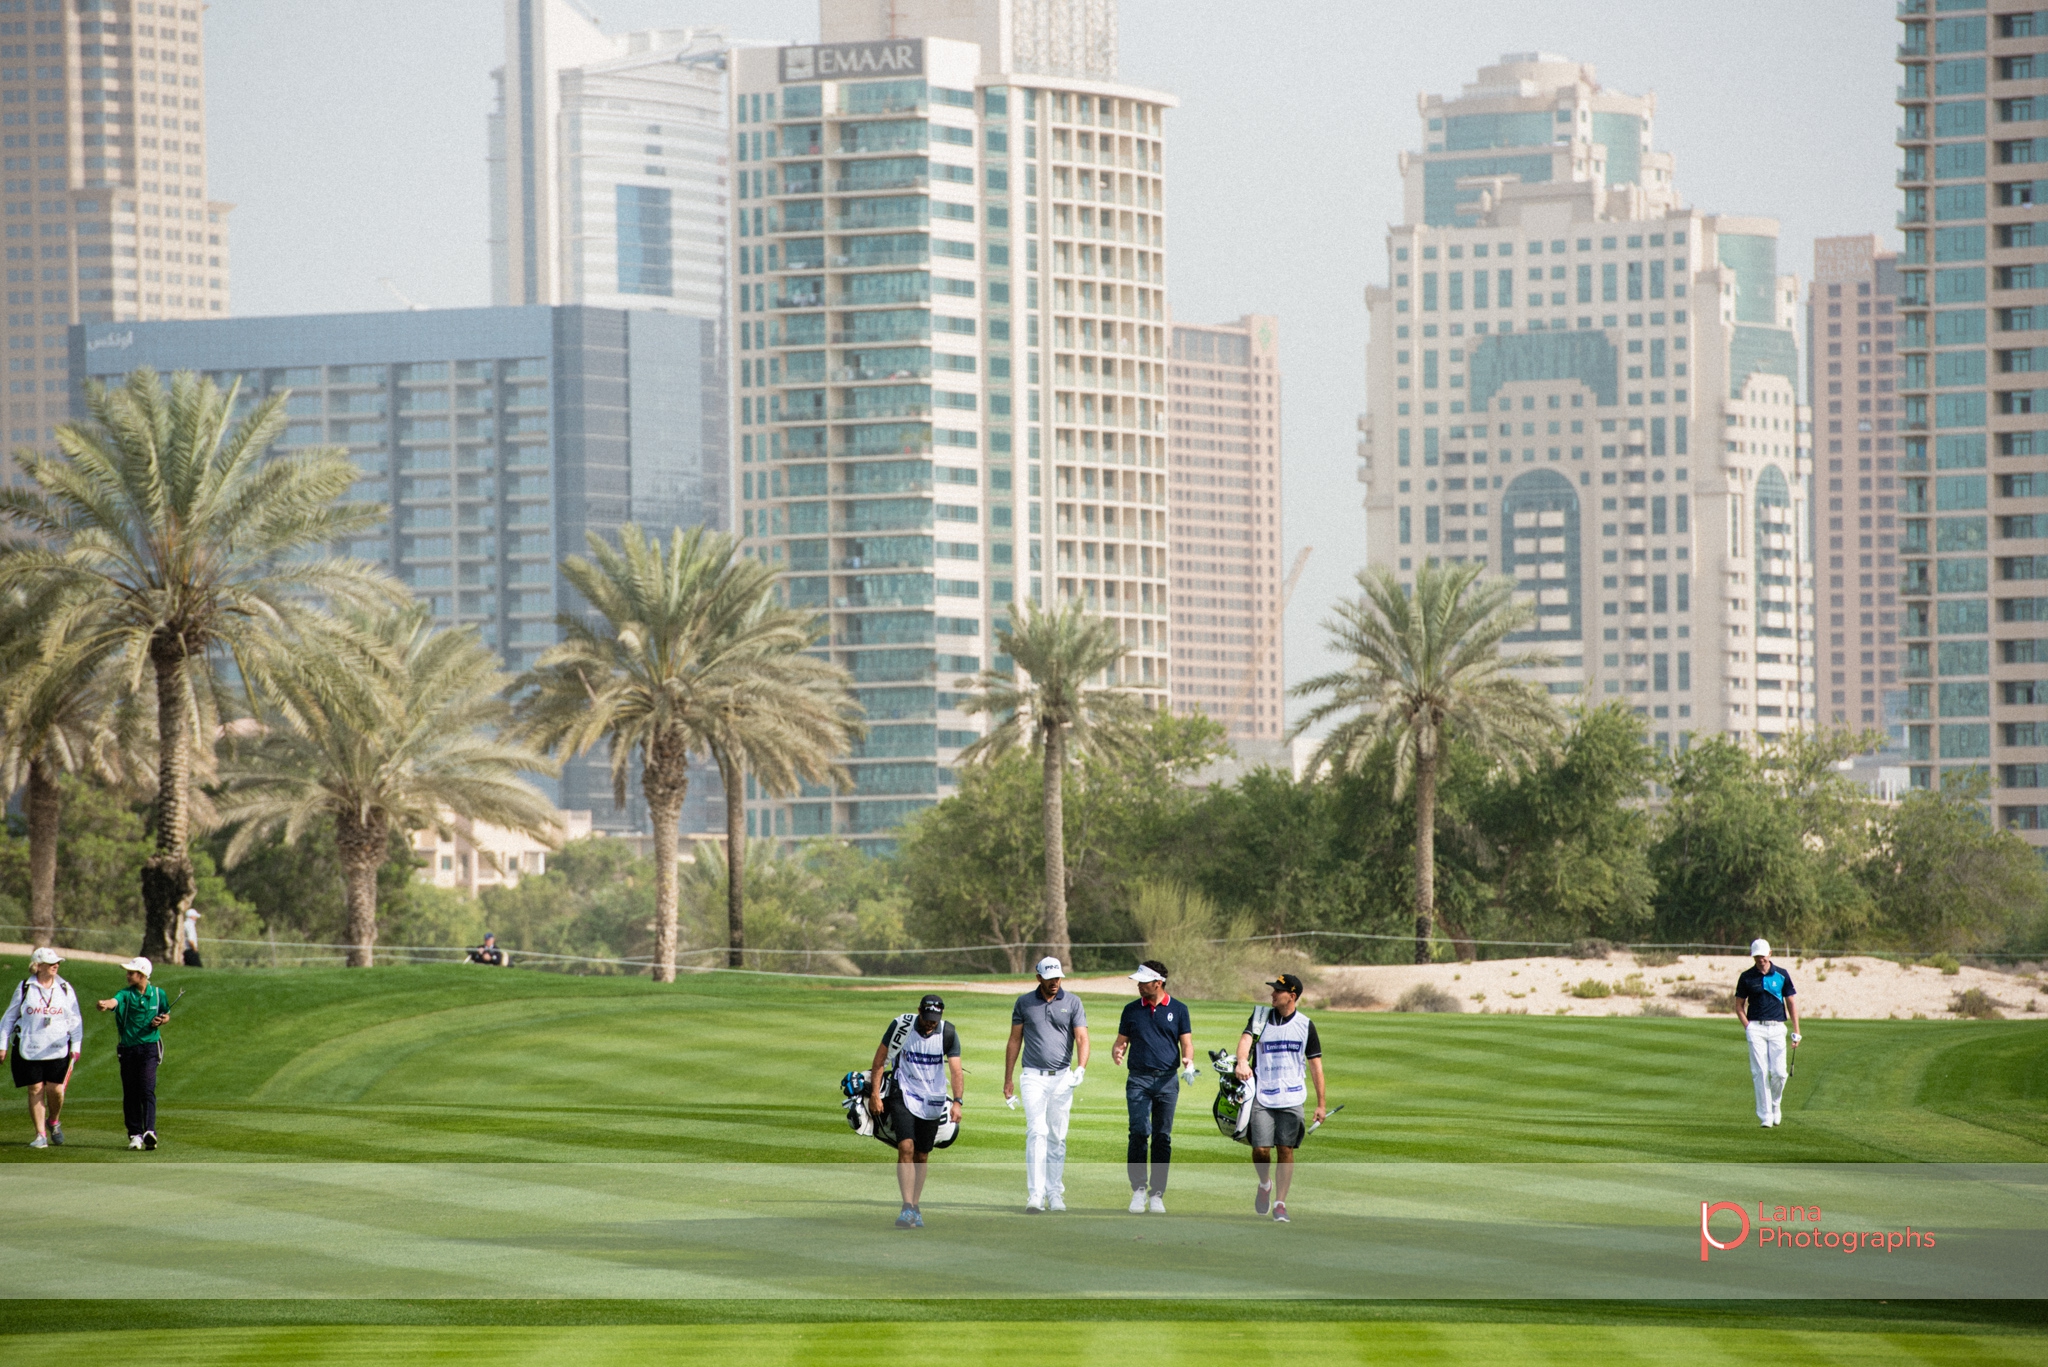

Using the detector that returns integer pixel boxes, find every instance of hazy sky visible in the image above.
[209,1,1899,718]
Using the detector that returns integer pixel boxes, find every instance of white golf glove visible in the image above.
[1005,1093,1019,1111]
[1068,1066,1085,1089]
[1790,1033,1801,1045]
[1181,1062,1199,1085]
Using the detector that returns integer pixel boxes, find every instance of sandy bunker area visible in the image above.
[876,954,2047,1021]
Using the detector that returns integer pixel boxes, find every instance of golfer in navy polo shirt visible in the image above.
[1109,960,1195,1214]
[1733,938,1801,1128]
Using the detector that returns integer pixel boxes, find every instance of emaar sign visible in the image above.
[778,39,922,83]
[85,329,134,353]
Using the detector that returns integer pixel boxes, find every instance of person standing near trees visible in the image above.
[1110,960,1194,1214]
[0,947,82,1148]
[1003,956,1089,1213]
[1733,938,1800,1128]
[97,956,170,1150]
[866,994,964,1229]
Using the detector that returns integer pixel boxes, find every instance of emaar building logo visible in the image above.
[85,329,134,353]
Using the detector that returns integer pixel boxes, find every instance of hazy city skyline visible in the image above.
[206,0,1898,715]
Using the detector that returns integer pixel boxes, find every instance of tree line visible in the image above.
[2,370,2042,976]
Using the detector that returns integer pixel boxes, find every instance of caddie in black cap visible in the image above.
[1234,970,1326,1222]
[867,992,964,1229]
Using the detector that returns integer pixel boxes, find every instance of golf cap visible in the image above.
[1035,956,1064,980]
[1129,964,1166,984]
[28,947,61,966]
[1749,939,1772,958]
[120,956,152,976]
[918,993,945,1018]
[1266,973,1306,996]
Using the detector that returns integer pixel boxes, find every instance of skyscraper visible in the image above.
[1168,315,1284,746]
[490,0,729,319]
[4,0,229,471]
[731,0,1172,847]
[1358,54,1815,752]
[1895,3,2048,834]
[1808,234,1904,738]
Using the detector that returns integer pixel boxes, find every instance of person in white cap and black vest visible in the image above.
[0,947,82,1148]
[1733,938,1800,1128]
[97,956,171,1150]
[1110,959,1195,1213]
[1235,973,1326,1223]
[1003,955,1089,1213]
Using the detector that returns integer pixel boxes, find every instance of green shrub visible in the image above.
[1570,938,1613,960]
[1703,992,1740,1014]
[1570,978,1613,999]
[1616,973,1652,998]
[1638,1001,1682,1017]
[1928,952,1961,975]
[1631,949,1679,967]
[1950,987,2006,1020]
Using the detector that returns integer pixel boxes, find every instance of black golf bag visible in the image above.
[840,1068,959,1149]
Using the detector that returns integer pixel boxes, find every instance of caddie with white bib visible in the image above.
[863,994,964,1229]
[1233,973,1327,1223]
[1002,956,1090,1213]
[0,947,82,1149]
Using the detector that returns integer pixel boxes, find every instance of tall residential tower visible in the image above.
[732,0,1173,847]
[1359,55,1814,752]
[1895,3,2048,839]
[5,0,228,469]
[1168,314,1284,746]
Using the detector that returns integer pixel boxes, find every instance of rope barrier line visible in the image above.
[4,924,2038,971]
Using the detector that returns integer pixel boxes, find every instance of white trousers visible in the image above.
[1746,1021,1789,1122]
[1019,1068,1074,1201]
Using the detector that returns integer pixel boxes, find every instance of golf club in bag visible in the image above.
[1208,1048,1253,1145]
[840,1069,959,1149]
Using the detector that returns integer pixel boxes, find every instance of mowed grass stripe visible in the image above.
[0,959,2041,1166]
[3,1322,2046,1366]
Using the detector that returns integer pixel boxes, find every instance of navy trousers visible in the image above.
[1125,1069,1179,1194]
[118,1043,159,1136]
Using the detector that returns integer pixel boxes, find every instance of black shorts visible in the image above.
[10,1053,71,1088]
[884,1088,943,1154]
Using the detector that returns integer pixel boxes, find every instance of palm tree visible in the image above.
[514,525,811,983]
[1291,560,1559,963]
[703,622,861,968]
[0,368,401,959]
[215,607,559,967]
[955,598,1144,968]
[0,587,141,947]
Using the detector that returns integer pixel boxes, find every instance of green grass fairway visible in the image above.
[0,955,2042,1359]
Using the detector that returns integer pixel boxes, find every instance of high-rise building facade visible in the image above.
[71,306,729,835]
[1359,54,1815,751]
[4,0,228,472]
[490,0,729,320]
[1168,315,1283,745]
[1808,235,1905,738]
[1895,3,2048,836]
[731,0,1173,848]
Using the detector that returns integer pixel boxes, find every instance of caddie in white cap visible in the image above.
[1731,938,1801,1128]
[1,947,82,1148]
[1002,955,1089,1212]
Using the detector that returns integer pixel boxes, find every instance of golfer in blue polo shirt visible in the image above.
[1733,938,1801,1128]
[1110,960,1196,1214]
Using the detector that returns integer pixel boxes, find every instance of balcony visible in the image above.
[834,173,928,194]
[834,402,931,420]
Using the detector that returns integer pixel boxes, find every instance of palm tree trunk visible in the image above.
[720,752,746,969]
[1414,749,1437,965]
[1042,722,1071,967]
[25,756,57,949]
[643,728,690,984]
[139,642,195,962]
[335,808,387,968]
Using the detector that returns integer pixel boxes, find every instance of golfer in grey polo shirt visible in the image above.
[1002,956,1090,1213]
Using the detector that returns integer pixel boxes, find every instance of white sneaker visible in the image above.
[1049,1195,1066,1212]
[127,1135,143,1150]
[1025,1196,1044,1214]
[1129,1189,1148,1214]
[28,1134,48,1149]
[1148,1193,1166,1214]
